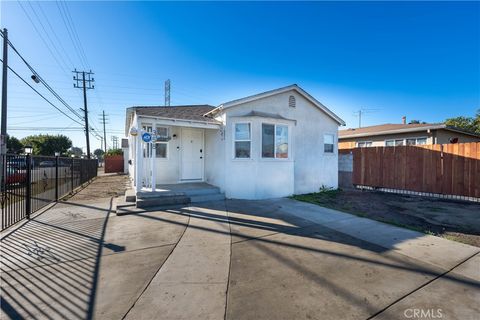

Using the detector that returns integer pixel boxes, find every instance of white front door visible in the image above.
[181,128,204,180]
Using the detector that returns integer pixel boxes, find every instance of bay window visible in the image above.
[262,123,289,159]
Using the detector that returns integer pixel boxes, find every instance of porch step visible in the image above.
[125,189,136,202]
[136,195,190,209]
[190,193,225,203]
[183,186,222,197]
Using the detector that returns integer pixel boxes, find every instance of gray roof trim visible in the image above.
[233,110,297,124]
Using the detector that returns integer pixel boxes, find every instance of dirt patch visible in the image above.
[65,172,130,202]
[292,189,480,247]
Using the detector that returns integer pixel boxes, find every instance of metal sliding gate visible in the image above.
[1,154,98,230]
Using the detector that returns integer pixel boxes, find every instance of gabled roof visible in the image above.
[339,123,480,139]
[205,84,345,126]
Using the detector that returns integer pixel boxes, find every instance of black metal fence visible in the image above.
[1,154,98,230]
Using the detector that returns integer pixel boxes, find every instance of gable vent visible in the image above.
[288,95,296,108]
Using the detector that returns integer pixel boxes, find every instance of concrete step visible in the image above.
[183,187,222,197]
[190,193,225,203]
[125,189,136,202]
[136,195,190,208]
[137,191,184,199]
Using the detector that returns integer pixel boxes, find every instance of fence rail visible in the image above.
[1,154,98,230]
[352,142,480,200]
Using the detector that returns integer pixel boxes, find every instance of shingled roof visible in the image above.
[131,105,218,123]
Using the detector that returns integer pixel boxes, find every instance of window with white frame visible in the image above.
[356,141,372,148]
[156,126,169,139]
[324,134,335,153]
[155,143,167,158]
[385,137,427,146]
[416,137,427,145]
[234,123,251,158]
[262,124,289,158]
[155,126,169,158]
[385,140,395,147]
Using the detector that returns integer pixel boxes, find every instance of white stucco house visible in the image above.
[124,84,345,200]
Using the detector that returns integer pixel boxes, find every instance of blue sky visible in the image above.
[1,1,479,152]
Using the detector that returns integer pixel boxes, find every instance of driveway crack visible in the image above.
[365,251,480,320]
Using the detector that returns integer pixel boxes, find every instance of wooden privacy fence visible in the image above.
[352,142,480,199]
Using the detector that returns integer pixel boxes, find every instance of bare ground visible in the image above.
[65,171,130,202]
[293,189,480,247]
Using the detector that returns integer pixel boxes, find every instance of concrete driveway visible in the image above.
[1,196,479,320]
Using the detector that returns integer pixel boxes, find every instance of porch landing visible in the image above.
[132,183,225,210]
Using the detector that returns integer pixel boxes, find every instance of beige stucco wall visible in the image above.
[434,129,480,144]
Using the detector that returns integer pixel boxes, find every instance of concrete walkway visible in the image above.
[124,201,231,320]
[1,195,479,320]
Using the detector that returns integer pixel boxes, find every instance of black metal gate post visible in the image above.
[55,155,59,201]
[25,154,31,219]
[71,159,74,193]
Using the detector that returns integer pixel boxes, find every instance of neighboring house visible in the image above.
[125,84,345,199]
[339,122,480,149]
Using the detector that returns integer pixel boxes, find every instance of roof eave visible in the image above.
[339,124,448,139]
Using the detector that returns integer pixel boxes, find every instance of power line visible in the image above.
[17,1,71,77]
[0,57,84,126]
[35,1,75,68]
[59,0,90,68]
[26,1,72,74]
[5,36,84,120]
[55,0,87,70]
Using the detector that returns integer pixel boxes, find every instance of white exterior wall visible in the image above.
[127,89,341,198]
[204,128,225,190]
[222,90,340,199]
[129,115,221,185]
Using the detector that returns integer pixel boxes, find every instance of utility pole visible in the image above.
[73,69,94,158]
[111,136,118,149]
[1,28,8,186]
[164,79,170,106]
[99,110,108,151]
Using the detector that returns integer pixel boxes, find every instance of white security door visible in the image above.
[181,128,204,180]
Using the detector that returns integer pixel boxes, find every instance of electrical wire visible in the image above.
[0,58,84,126]
[6,38,84,120]
[55,0,87,70]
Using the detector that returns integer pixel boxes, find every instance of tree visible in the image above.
[445,109,480,134]
[6,135,23,154]
[94,148,105,160]
[105,148,123,156]
[408,120,426,124]
[20,134,72,156]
